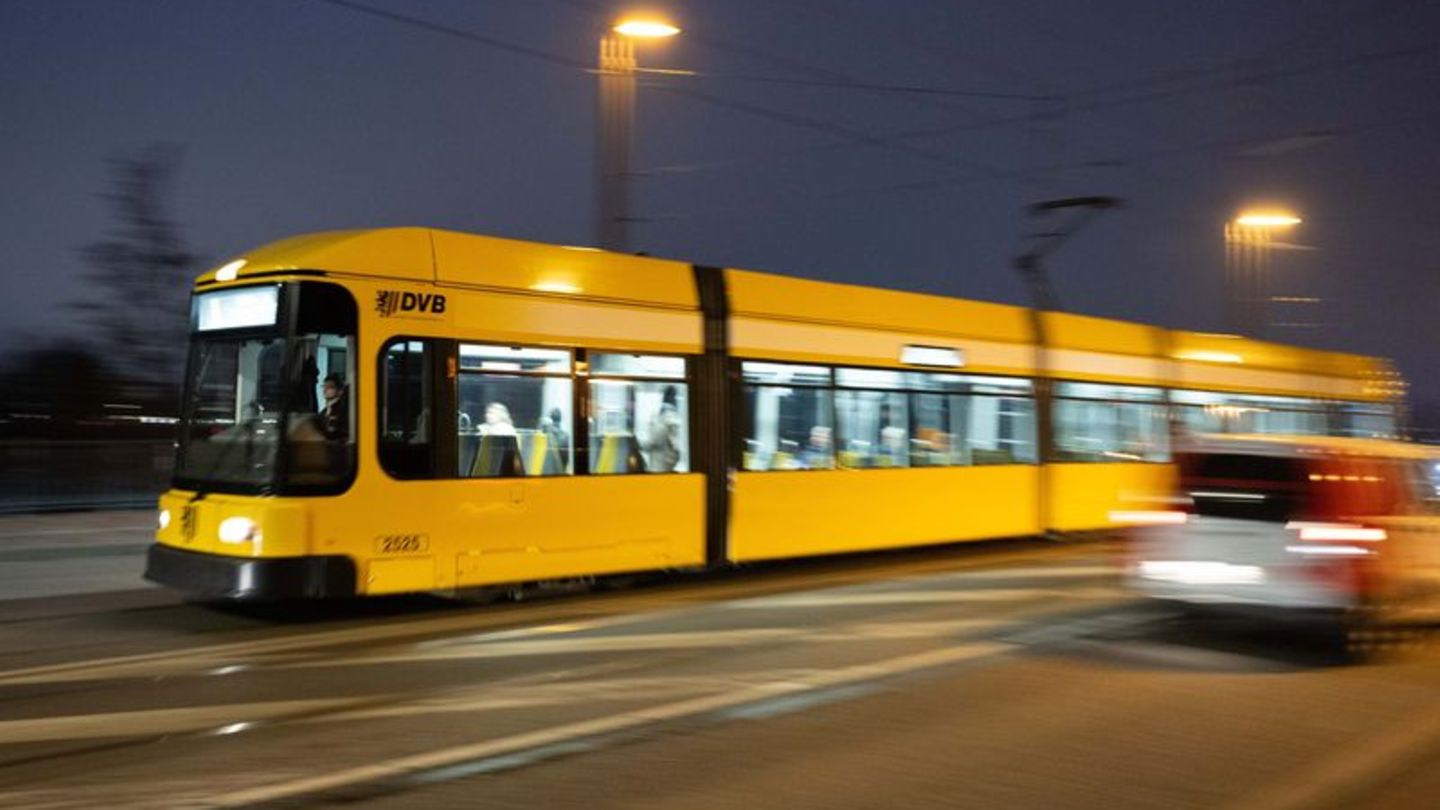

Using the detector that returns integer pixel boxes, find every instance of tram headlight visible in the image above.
[158,509,171,531]
[218,517,261,545]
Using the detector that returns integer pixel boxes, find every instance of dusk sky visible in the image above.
[3,1,1439,415]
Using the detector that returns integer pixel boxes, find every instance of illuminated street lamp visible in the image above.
[1234,213,1302,228]
[613,20,680,38]
[1224,209,1301,336]
[596,17,680,252]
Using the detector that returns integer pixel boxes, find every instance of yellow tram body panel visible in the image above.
[726,268,1034,375]
[158,475,706,596]
[1168,331,1393,400]
[337,475,706,596]
[156,490,310,558]
[1043,463,1177,532]
[1042,312,1165,386]
[728,466,1041,563]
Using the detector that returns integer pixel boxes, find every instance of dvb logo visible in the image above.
[376,290,447,318]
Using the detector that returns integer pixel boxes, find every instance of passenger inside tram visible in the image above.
[801,425,834,469]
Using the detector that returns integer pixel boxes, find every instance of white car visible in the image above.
[1124,435,1440,634]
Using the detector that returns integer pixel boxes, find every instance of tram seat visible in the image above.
[971,448,1014,465]
[592,433,646,474]
[518,432,564,476]
[458,433,478,476]
[470,435,524,477]
[770,451,794,470]
[838,450,867,469]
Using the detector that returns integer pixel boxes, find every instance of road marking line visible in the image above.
[0,525,152,539]
[279,628,809,668]
[0,544,150,563]
[907,564,1117,581]
[306,675,756,725]
[1220,699,1440,810]
[0,561,1109,687]
[274,617,1016,670]
[207,641,1011,807]
[0,698,359,745]
[720,683,881,720]
[729,586,1125,609]
[0,610,661,687]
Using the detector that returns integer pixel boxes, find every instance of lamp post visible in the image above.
[596,19,679,252]
[1223,210,1301,337]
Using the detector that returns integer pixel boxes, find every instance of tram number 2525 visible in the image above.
[375,534,430,554]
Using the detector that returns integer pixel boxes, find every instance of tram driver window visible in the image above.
[285,282,358,486]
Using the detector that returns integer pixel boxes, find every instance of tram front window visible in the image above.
[175,336,287,487]
[174,282,357,493]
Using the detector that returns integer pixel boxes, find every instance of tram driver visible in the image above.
[320,374,349,441]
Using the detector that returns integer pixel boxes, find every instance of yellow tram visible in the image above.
[146,228,1401,598]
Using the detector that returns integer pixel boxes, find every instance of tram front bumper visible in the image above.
[144,544,357,600]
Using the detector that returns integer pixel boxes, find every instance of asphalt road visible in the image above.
[0,512,1438,809]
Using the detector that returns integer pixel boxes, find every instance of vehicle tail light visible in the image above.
[1284,522,1386,543]
[1284,522,1383,599]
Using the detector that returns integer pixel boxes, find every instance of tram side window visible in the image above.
[589,353,689,474]
[1411,460,1440,515]
[836,389,909,469]
[742,362,833,471]
[1251,397,1327,435]
[1340,402,1397,439]
[1171,390,1328,437]
[970,390,1038,465]
[739,364,1037,470]
[833,368,908,469]
[1053,382,1167,462]
[380,340,434,479]
[929,375,1037,466]
[458,344,573,478]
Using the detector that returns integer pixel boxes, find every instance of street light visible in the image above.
[596,18,680,252]
[1224,209,1301,336]
[1234,212,1302,228]
[613,20,680,38]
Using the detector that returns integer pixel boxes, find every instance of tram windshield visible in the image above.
[173,281,357,494]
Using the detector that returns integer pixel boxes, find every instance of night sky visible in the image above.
[3,1,1439,418]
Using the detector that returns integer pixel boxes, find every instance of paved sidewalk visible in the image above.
[0,510,157,602]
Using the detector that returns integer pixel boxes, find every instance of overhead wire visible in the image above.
[306,0,1438,226]
[308,0,1044,179]
[310,0,587,70]
[644,107,1440,223]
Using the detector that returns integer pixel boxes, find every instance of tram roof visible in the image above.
[201,227,1397,390]
[201,227,699,309]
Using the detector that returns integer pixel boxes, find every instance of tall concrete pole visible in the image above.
[1224,221,1275,338]
[596,35,636,252]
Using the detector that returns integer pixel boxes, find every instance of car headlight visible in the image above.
[218,516,261,544]
[158,509,171,531]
